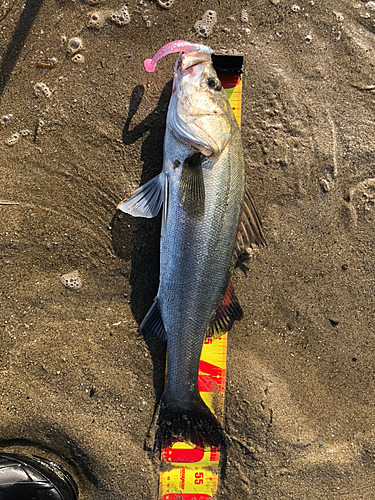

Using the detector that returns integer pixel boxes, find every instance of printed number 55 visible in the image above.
[194,472,204,485]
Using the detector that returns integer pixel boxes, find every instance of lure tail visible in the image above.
[154,392,225,452]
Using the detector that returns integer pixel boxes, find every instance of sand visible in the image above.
[0,0,374,498]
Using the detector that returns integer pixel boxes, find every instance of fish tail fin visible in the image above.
[154,392,225,452]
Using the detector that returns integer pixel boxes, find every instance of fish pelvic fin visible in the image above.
[236,185,267,256]
[154,393,226,452]
[207,282,243,339]
[139,297,167,342]
[117,173,166,218]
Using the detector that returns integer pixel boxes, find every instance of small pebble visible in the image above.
[34,82,51,98]
[61,270,82,290]
[71,53,85,64]
[241,9,249,23]
[5,133,19,146]
[158,0,174,8]
[1,114,13,126]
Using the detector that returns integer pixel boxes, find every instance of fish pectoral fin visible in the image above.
[235,185,267,256]
[178,152,205,218]
[117,173,165,218]
[139,297,167,342]
[206,282,243,339]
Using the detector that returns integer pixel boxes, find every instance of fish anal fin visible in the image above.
[139,298,167,342]
[178,152,205,218]
[117,173,164,218]
[207,282,243,339]
[236,185,267,257]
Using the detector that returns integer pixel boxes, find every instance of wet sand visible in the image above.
[1,0,374,498]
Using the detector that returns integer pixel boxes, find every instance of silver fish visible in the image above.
[118,41,266,451]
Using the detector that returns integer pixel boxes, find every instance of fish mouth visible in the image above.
[180,51,212,70]
[172,51,211,93]
[173,51,211,75]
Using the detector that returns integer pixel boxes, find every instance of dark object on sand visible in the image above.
[0,453,78,500]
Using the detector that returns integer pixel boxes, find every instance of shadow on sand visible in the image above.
[111,81,172,420]
[0,0,44,100]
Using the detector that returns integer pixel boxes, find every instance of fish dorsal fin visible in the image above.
[178,152,205,218]
[206,282,243,339]
[139,297,167,342]
[117,173,165,218]
[236,186,267,257]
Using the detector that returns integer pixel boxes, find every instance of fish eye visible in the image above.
[207,78,222,91]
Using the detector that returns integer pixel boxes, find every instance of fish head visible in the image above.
[168,51,233,157]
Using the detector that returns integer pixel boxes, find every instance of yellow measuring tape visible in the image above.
[158,59,243,500]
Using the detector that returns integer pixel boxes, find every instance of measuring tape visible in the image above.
[158,55,244,500]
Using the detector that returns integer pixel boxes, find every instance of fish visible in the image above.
[118,40,266,451]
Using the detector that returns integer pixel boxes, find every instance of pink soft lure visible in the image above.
[144,40,213,72]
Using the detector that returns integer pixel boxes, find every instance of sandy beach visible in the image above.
[0,0,374,498]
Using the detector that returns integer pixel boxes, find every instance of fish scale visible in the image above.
[160,129,244,403]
